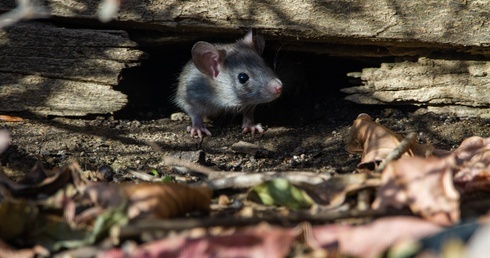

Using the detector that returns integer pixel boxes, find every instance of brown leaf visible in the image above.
[373,156,460,225]
[122,182,212,220]
[0,162,88,199]
[453,137,490,192]
[99,223,298,258]
[345,113,433,169]
[301,173,381,208]
[307,216,442,258]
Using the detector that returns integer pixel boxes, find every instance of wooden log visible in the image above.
[342,57,490,118]
[1,1,489,116]
[1,0,488,56]
[0,22,146,116]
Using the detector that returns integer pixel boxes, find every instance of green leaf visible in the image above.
[52,199,129,251]
[151,169,159,177]
[249,178,314,210]
[161,175,173,183]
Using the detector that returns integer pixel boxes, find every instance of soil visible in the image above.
[1,45,489,181]
[2,93,489,182]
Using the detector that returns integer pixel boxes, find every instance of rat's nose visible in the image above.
[268,78,283,95]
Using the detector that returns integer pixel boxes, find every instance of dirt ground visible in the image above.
[1,90,489,182]
[1,43,489,180]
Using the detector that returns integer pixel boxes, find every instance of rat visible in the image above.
[175,30,283,138]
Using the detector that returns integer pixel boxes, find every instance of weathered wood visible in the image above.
[0,22,146,116]
[1,0,489,56]
[1,1,489,117]
[0,74,128,116]
[342,57,490,118]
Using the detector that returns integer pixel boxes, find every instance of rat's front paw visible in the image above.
[242,123,264,135]
[187,125,212,138]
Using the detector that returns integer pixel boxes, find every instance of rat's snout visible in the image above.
[268,78,283,95]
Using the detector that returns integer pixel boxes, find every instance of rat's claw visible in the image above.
[187,126,212,138]
[242,124,264,135]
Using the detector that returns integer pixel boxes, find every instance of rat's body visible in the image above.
[175,30,283,138]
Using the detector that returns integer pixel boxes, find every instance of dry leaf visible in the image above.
[345,113,433,169]
[99,223,298,258]
[0,162,88,199]
[453,137,490,192]
[122,182,212,220]
[373,156,460,225]
[307,216,442,258]
[83,182,212,221]
[301,173,381,208]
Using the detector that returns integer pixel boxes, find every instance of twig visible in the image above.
[208,171,331,190]
[163,155,331,189]
[127,170,162,182]
[375,132,417,173]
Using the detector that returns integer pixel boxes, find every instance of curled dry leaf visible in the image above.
[306,216,442,258]
[0,161,88,199]
[83,182,212,221]
[122,182,212,220]
[453,137,490,192]
[373,156,460,226]
[345,113,433,169]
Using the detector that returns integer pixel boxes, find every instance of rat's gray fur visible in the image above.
[175,31,282,137]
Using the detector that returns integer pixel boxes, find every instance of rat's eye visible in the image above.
[238,73,249,84]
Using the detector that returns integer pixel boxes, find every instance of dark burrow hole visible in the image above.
[115,33,396,126]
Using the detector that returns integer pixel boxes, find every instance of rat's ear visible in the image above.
[243,29,265,55]
[191,41,223,78]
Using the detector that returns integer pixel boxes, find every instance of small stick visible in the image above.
[163,156,217,176]
[375,132,417,173]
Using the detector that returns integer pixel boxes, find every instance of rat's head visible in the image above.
[191,30,283,107]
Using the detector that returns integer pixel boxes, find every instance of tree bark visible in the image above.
[0,22,145,116]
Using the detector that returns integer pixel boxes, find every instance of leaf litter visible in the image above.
[2,113,490,258]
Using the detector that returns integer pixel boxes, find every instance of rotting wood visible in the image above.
[343,57,490,118]
[0,22,146,116]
